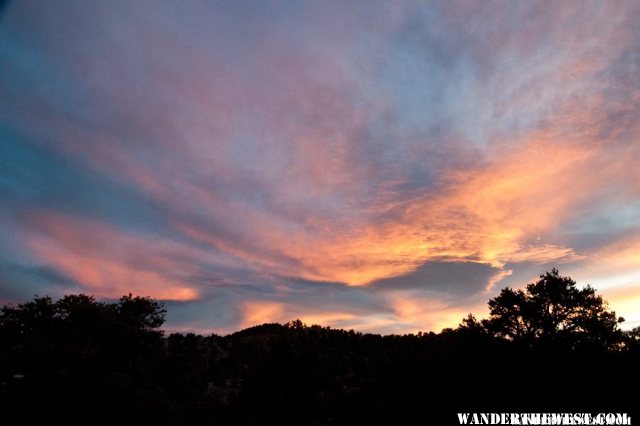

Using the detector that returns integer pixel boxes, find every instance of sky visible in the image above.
[1,0,639,334]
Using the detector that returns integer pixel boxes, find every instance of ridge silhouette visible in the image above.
[1,270,638,425]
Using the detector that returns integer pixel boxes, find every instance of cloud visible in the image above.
[370,261,500,296]
[19,210,211,301]
[1,0,639,333]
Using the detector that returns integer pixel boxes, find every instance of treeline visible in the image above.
[1,271,639,425]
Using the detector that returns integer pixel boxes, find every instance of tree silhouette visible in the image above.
[1,277,638,425]
[0,294,169,425]
[117,293,166,331]
[482,269,624,350]
[0,293,165,343]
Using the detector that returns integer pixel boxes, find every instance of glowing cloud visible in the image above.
[1,1,639,333]
[23,211,202,301]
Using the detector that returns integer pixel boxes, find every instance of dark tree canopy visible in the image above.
[481,269,624,349]
[0,293,166,361]
[0,293,165,335]
[0,278,638,425]
[117,293,167,331]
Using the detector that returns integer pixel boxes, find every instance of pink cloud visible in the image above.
[22,211,208,301]
[2,0,639,333]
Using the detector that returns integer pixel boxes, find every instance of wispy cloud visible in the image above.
[1,0,639,333]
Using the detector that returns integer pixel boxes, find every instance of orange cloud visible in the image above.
[161,136,601,289]
[23,211,203,301]
[270,138,595,285]
[240,301,285,329]
[235,293,485,335]
[10,0,639,312]
[589,237,640,275]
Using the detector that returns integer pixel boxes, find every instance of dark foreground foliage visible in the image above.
[1,271,639,425]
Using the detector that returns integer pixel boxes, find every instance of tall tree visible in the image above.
[483,269,624,350]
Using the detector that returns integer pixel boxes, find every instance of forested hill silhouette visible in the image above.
[1,270,639,425]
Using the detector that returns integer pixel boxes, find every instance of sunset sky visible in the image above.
[1,0,639,334]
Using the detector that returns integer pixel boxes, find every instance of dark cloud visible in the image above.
[369,261,499,297]
[0,261,80,302]
[0,130,169,235]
